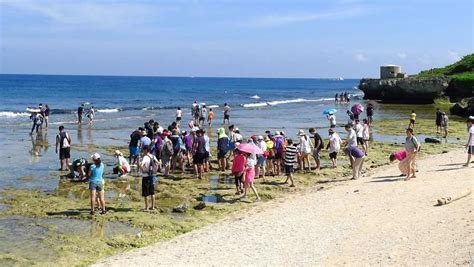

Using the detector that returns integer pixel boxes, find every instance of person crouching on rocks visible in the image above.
[113,150,130,177]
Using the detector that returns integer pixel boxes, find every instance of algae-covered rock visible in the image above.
[450,97,474,117]
[172,203,188,213]
[193,202,206,210]
[359,77,449,104]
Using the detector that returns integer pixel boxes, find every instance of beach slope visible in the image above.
[94,150,473,266]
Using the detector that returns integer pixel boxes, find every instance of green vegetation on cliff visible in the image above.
[417,54,474,77]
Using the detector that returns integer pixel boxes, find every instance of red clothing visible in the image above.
[231,154,246,173]
[393,150,407,161]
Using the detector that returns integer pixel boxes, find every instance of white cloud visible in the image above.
[246,6,370,27]
[0,0,159,29]
[397,52,407,59]
[354,53,368,62]
[447,50,461,62]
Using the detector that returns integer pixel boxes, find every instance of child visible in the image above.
[207,108,214,126]
[88,153,106,215]
[408,110,416,128]
[242,152,261,202]
[441,112,449,138]
[283,139,298,187]
[327,129,342,168]
[231,149,246,194]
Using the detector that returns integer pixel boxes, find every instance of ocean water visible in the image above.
[0,74,364,190]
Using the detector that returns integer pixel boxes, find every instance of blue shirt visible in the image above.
[89,163,104,184]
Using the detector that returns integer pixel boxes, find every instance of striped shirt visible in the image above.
[284,145,298,165]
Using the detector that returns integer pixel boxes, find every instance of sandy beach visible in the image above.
[94,149,473,266]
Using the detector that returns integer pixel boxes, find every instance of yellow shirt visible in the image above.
[410,113,416,120]
[208,111,214,120]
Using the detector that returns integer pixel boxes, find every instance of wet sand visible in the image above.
[94,149,473,266]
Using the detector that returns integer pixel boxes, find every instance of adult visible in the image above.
[309,128,324,171]
[441,112,449,138]
[273,131,286,176]
[176,107,183,126]
[86,106,95,125]
[43,104,50,128]
[464,118,474,167]
[283,139,298,187]
[68,158,89,180]
[140,129,152,150]
[408,110,416,129]
[114,150,130,177]
[366,103,374,126]
[192,129,207,179]
[345,146,365,180]
[298,129,312,171]
[435,108,443,133]
[217,128,229,171]
[256,135,267,178]
[160,130,173,177]
[55,125,71,171]
[203,130,212,172]
[199,105,207,127]
[129,128,142,165]
[327,112,337,128]
[223,103,231,124]
[77,104,84,124]
[88,153,106,215]
[362,119,370,154]
[30,112,43,134]
[140,146,158,212]
[404,128,420,181]
[346,110,355,125]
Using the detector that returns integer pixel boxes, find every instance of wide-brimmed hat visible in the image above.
[298,129,306,136]
[257,135,264,140]
[114,150,123,156]
[91,152,101,160]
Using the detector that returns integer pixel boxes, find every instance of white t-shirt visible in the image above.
[329,133,342,153]
[140,154,157,176]
[354,123,363,138]
[233,133,243,142]
[258,140,267,154]
[328,114,336,126]
[299,135,312,154]
[176,110,182,118]
[469,126,474,146]
[347,129,357,147]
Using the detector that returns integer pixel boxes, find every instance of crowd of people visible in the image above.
[35,99,474,215]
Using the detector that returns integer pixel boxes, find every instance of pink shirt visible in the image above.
[394,150,407,161]
[232,154,246,173]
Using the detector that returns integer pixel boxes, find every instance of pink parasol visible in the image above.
[351,103,364,114]
[237,143,263,155]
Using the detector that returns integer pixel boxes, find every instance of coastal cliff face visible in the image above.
[359,77,450,104]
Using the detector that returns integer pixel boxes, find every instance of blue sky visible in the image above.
[0,0,472,78]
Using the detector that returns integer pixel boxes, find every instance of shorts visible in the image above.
[468,146,474,155]
[142,176,155,197]
[224,114,230,120]
[274,152,282,160]
[59,147,71,160]
[89,181,103,191]
[129,146,139,157]
[284,165,294,176]
[217,150,228,159]
[410,119,416,125]
[199,116,205,121]
[313,150,321,159]
[330,124,336,128]
[193,152,206,164]
[257,155,266,167]
[176,117,182,121]
[162,156,171,166]
[357,137,364,145]
[329,152,338,159]
[436,120,441,126]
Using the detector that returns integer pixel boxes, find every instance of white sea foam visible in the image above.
[250,95,260,99]
[242,102,268,108]
[0,111,30,118]
[97,108,120,113]
[208,105,219,108]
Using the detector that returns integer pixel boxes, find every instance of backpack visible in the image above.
[274,137,284,154]
[163,140,174,156]
[147,155,159,176]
